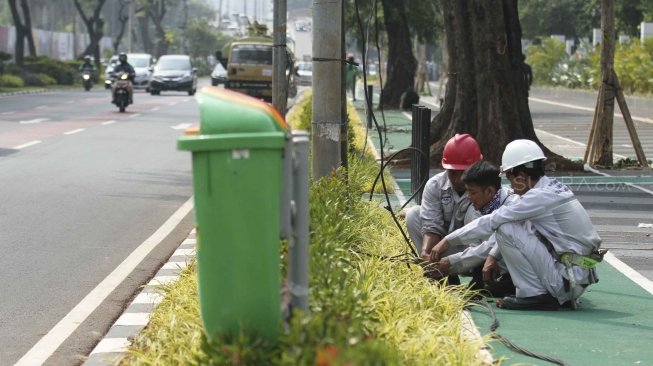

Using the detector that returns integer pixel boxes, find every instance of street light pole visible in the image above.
[272,0,288,116]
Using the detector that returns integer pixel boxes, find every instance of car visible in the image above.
[295,61,312,85]
[104,53,154,90]
[149,55,198,96]
[295,20,306,32]
[211,63,227,86]
[128,53,155,90]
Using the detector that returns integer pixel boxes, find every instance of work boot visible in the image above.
[496,293,561,311]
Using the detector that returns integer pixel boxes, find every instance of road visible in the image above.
[0,84,198,365]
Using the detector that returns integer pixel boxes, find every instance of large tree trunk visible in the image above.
[20,0,36,57]
[74,0,107,71]
[138,16,153,54]
[113,0,130,53]
[148,0,169,58]
[380,0,417,109]
[431,0,577,169]
[8,0,26,66]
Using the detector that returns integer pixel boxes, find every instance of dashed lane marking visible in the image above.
[1,111,15,115]
[150,107,159,111]
[19,118,50,124]
[65,100,75,104]
[129,113,141,118]
[14,140,42,149]
[101,120,116,125]
[64,128,84,135]
[36,105,47,109]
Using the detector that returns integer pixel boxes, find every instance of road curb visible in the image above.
[0,88,49,97]
[83,230,196,366]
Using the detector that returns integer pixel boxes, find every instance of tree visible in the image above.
[431,0,576,168]
[112,0,131,53]
[73,0,108,71]
[141,0,179,58]
[8,0,37,67]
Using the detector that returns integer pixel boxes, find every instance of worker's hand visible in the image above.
[429,239,449,263]
[434,257,451,273]
[420,249,431,262]
[482,255,499,282]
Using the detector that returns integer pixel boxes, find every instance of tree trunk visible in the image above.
[380,0,417,109]
[593,0,615,167]
[74,0,107,71]
[8,0,26,66]
[148,0,169,59]
[415,41,428,93]
[20,0,36,57]
[113,1,130,53]
[430,0,576,169]
[138,16,153,54]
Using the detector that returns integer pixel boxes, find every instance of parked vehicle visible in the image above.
[112,72,132,112]
[295,61,312,85]
[211,63,227,86]
[81,70,93,91]
[149,55,198,96]
[217,29,297,101]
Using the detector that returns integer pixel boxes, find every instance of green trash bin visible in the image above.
[178,87,289,342]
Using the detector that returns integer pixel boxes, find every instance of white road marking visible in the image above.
[529,97,653,124]
[89,338,130,354]
[36,105,47,110]
[65,100,75,104]
[132,292,164,304]
[151,107,159,111]
[169,102,177,106]
[19,118,50,124]
[14,197,194,366]
[102,120,116,125]
[1,111,15,115]
[171,123,192,130]
[534,128,628,159]
[129,113,141,118]
[604,252,653,296]
[64,128,84,135]
[14,140,42,149]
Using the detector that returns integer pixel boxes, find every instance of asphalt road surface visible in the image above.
[0,84,199,365]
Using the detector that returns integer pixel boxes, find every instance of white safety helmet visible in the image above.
[500,139,546,172]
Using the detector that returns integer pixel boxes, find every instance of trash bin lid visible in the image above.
[196,87,289,134]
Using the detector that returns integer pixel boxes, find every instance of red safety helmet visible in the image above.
[441,133,483,170]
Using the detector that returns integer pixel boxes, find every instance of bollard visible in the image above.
[177,87,288,342]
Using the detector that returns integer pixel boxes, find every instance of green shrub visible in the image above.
[0,74,24,87]
[527,38,567,86]
[38,73,57,86]
[23,56,77,85]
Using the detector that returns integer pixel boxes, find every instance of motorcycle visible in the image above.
[112,72,132,113]
[81,70,93,91]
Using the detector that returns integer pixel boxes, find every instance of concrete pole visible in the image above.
[312,0,343,179]
[272,0,288,116]
[289,130,310,311]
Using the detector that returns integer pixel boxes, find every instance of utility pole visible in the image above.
[272,0,288,116]
[312,0,344,179]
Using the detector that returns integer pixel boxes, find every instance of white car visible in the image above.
[104,53,154,90]
[296,61,312,85]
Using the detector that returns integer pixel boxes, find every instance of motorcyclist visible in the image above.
[111,52,135,104]
[78,55,96,80]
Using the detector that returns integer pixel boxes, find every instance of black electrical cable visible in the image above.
[469,299,569,366]
[368,147,429,211]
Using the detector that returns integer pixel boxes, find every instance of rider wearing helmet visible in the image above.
[111,52,136,103]
[431,139,602,310]
[405,133,483,284]
[79,55,96,76]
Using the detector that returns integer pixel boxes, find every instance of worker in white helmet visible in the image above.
[429,139,603,310]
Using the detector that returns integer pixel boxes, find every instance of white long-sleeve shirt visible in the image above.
[447,187,517,273]
[446,176,601,256]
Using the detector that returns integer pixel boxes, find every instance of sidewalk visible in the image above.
[351,90,653,365]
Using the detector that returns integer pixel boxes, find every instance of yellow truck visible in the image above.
[217,33,297,102]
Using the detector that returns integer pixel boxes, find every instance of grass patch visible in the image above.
[121,93,485,365]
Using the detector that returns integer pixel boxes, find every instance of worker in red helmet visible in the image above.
[405,133,483,284]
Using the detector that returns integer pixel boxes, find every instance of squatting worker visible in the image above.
[405,133,483,283]
[430,139,602,310]
[430,160,517,297]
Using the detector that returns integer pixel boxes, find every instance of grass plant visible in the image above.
[121,92,487,365]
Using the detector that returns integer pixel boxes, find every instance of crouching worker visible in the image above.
[429,160,517,297]
[405,134,483,284]
[430,140,602,310]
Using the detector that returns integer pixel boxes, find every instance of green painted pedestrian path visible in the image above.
[353,93,653,366]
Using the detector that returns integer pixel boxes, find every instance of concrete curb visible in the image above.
[82,230,196,366]
[0,88,49,97]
